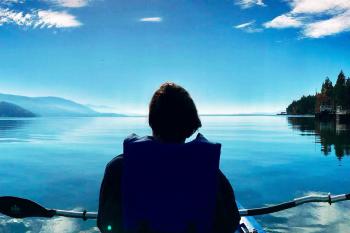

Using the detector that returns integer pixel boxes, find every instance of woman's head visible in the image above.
[149,82,201,143]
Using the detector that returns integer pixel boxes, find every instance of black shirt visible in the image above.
[97,154,241,233]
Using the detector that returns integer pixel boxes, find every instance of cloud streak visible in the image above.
[139,17,162,22]
[234,20,263,33]
[263,0,350,38]
[235,21,255,29]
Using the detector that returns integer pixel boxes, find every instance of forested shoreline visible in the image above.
[287,71,350,115]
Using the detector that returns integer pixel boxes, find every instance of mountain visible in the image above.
[0,101,36,117]
[0,93,124,117]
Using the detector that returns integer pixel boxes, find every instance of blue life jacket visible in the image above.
[121,133,221,233]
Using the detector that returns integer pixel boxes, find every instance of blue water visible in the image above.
[0,116,349,233]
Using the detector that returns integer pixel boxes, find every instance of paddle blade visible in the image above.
[0,196,55,218]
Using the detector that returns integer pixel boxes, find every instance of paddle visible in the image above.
[0,193,349,219]
[0,196,55,218]
[0,196,96,220]
[239,192,350,216]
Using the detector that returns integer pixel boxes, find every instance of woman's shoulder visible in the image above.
[218,170,234,193]
[106,154,124,171]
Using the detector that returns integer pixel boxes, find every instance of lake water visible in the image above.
[0,116,349,233]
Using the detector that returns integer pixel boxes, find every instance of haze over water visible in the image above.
[0,116,349,233]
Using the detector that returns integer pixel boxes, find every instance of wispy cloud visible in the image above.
[0,8,82,28]
[1,0,24,4]
[139,17,162,22]
[36,10,82,28]
[0,0,88,29]
[264,14,302,29]
[234,20,263,33]
[0,8,33,27]
[303,11,350,38]
[52,0,90,8]
[290,0,350,14]
[264,0,350,38]
[235,0,265,9]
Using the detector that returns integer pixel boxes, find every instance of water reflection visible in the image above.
[0,119,31,143]
[287,117,350,160]
[260,192,350,233]
[0,117,348,233]
[0,215,99,233]
[0,117,101,143]
[0,119,28,131]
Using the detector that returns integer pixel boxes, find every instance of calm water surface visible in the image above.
[0,116,349,233]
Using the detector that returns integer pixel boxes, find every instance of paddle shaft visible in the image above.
[55,193,350,219]
[239,193,350,216]
[1,193,349,219]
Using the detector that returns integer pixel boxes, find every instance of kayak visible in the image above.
[238,215,265,233]
[236,202,265,233]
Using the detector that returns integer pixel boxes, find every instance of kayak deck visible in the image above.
[238,216,265,233]
[236,202,265,233]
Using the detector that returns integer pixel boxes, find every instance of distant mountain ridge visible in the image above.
[0,101,36,117]
[0,93,124,117]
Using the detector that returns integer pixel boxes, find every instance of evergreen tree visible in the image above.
[320,77,333,106]
[334,70,347,108]
[346,78,350,109]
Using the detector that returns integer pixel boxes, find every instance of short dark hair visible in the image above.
[149,82,201,142]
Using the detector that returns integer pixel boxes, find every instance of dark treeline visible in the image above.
[286,95,316,115]
[287,70,350,115]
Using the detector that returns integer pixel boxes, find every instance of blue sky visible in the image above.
[0,0,350,114]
